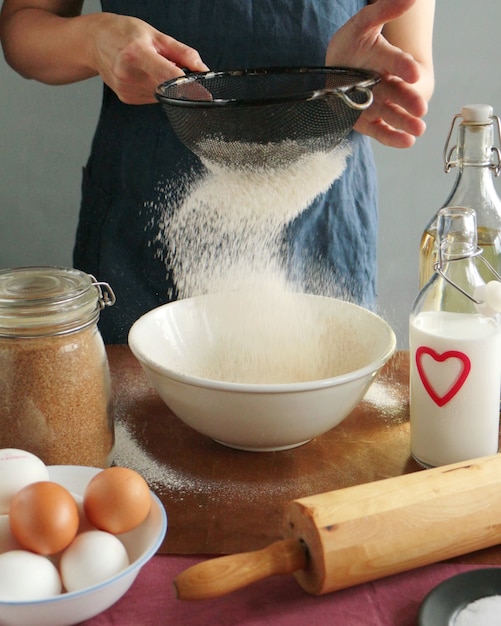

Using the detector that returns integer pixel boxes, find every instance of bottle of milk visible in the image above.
[410,206,501,467]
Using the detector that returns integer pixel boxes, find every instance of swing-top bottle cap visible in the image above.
[461,104,493,124]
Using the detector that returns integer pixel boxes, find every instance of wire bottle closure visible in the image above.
[434,244,501,306]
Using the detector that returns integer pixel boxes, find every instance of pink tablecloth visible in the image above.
[80,556,494,626]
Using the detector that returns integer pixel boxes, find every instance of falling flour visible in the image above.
[156,142,351,299]
[113,419,339,500]
[151,142,355,384]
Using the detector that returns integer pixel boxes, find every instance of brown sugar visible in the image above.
[0,324,114,467]
[0,266,115,468]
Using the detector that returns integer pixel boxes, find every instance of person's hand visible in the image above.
[326,0,431,148]
[90,14,209,104]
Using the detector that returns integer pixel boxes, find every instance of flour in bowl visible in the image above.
[165,285,376,383]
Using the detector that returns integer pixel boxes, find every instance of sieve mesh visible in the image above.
[155,66,380,168]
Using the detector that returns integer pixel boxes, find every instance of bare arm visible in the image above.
[380,0,434,102]
[326,0,435,148]
[0,1,209,104]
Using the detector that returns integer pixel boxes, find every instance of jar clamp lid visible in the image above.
[0,266,115,337]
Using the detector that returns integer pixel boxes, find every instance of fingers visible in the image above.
[355,115,419,149]
[374,76,428,119]
[354,75,428,148]
[374,41,421,86]
[154,34,209,74]
[326,4,420,85]
[109,34,209,105]
[355,98,426,148]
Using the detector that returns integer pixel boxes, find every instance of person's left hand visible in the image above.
[326,0,431,148]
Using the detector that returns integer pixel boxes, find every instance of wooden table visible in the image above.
[107,346,501,564]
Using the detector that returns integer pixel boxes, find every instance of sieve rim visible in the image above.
[155,66,380,109]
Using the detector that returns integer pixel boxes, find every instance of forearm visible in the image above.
[381,0,435,104]
[1,4,208,104]
[0,7,101,84]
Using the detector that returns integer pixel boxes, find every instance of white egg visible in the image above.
[0,449,49,514]
[0,515,21,553]
[0,550,62,601]
[60,530,130,592]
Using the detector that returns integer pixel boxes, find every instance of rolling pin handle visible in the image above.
[173,538,307,600]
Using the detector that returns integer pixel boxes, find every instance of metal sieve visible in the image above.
[155,66,380,168]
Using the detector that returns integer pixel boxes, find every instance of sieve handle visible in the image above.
[337,86,374,111]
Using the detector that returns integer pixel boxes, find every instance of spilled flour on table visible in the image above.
[113,420,206,496]
[113,419,316,502]
[362,380,408,426]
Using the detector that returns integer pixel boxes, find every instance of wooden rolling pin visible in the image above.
[174,453,501,599]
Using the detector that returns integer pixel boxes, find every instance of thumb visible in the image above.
[153,33,209,73]
[342,0,421,83]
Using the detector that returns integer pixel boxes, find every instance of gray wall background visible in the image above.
[1,1,500,348]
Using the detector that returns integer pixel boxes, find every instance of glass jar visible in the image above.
[0,266,115,467]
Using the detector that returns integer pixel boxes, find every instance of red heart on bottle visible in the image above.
[415,346,471,407]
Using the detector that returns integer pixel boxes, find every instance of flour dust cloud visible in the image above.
[152,142,353,384]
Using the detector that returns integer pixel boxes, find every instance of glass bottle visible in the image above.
[410,207,501,468]
[419,104,501,287]
[0,266,116,468]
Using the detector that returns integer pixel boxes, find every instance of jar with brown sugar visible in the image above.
[0,266,115,467]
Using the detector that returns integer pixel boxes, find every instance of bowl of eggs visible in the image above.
[128,290,397,451]
[0,448,167,626]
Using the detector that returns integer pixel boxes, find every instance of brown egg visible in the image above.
[83,467,151,534]
[9,481,79,555]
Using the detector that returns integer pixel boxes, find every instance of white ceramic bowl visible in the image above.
[128,292,396,451]
[0,465,167,626]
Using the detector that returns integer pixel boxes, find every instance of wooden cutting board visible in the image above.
[108,347,426,554]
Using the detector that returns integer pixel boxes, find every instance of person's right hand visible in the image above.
[90,14,209,104]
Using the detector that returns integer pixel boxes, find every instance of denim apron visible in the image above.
[75,0,376,343]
